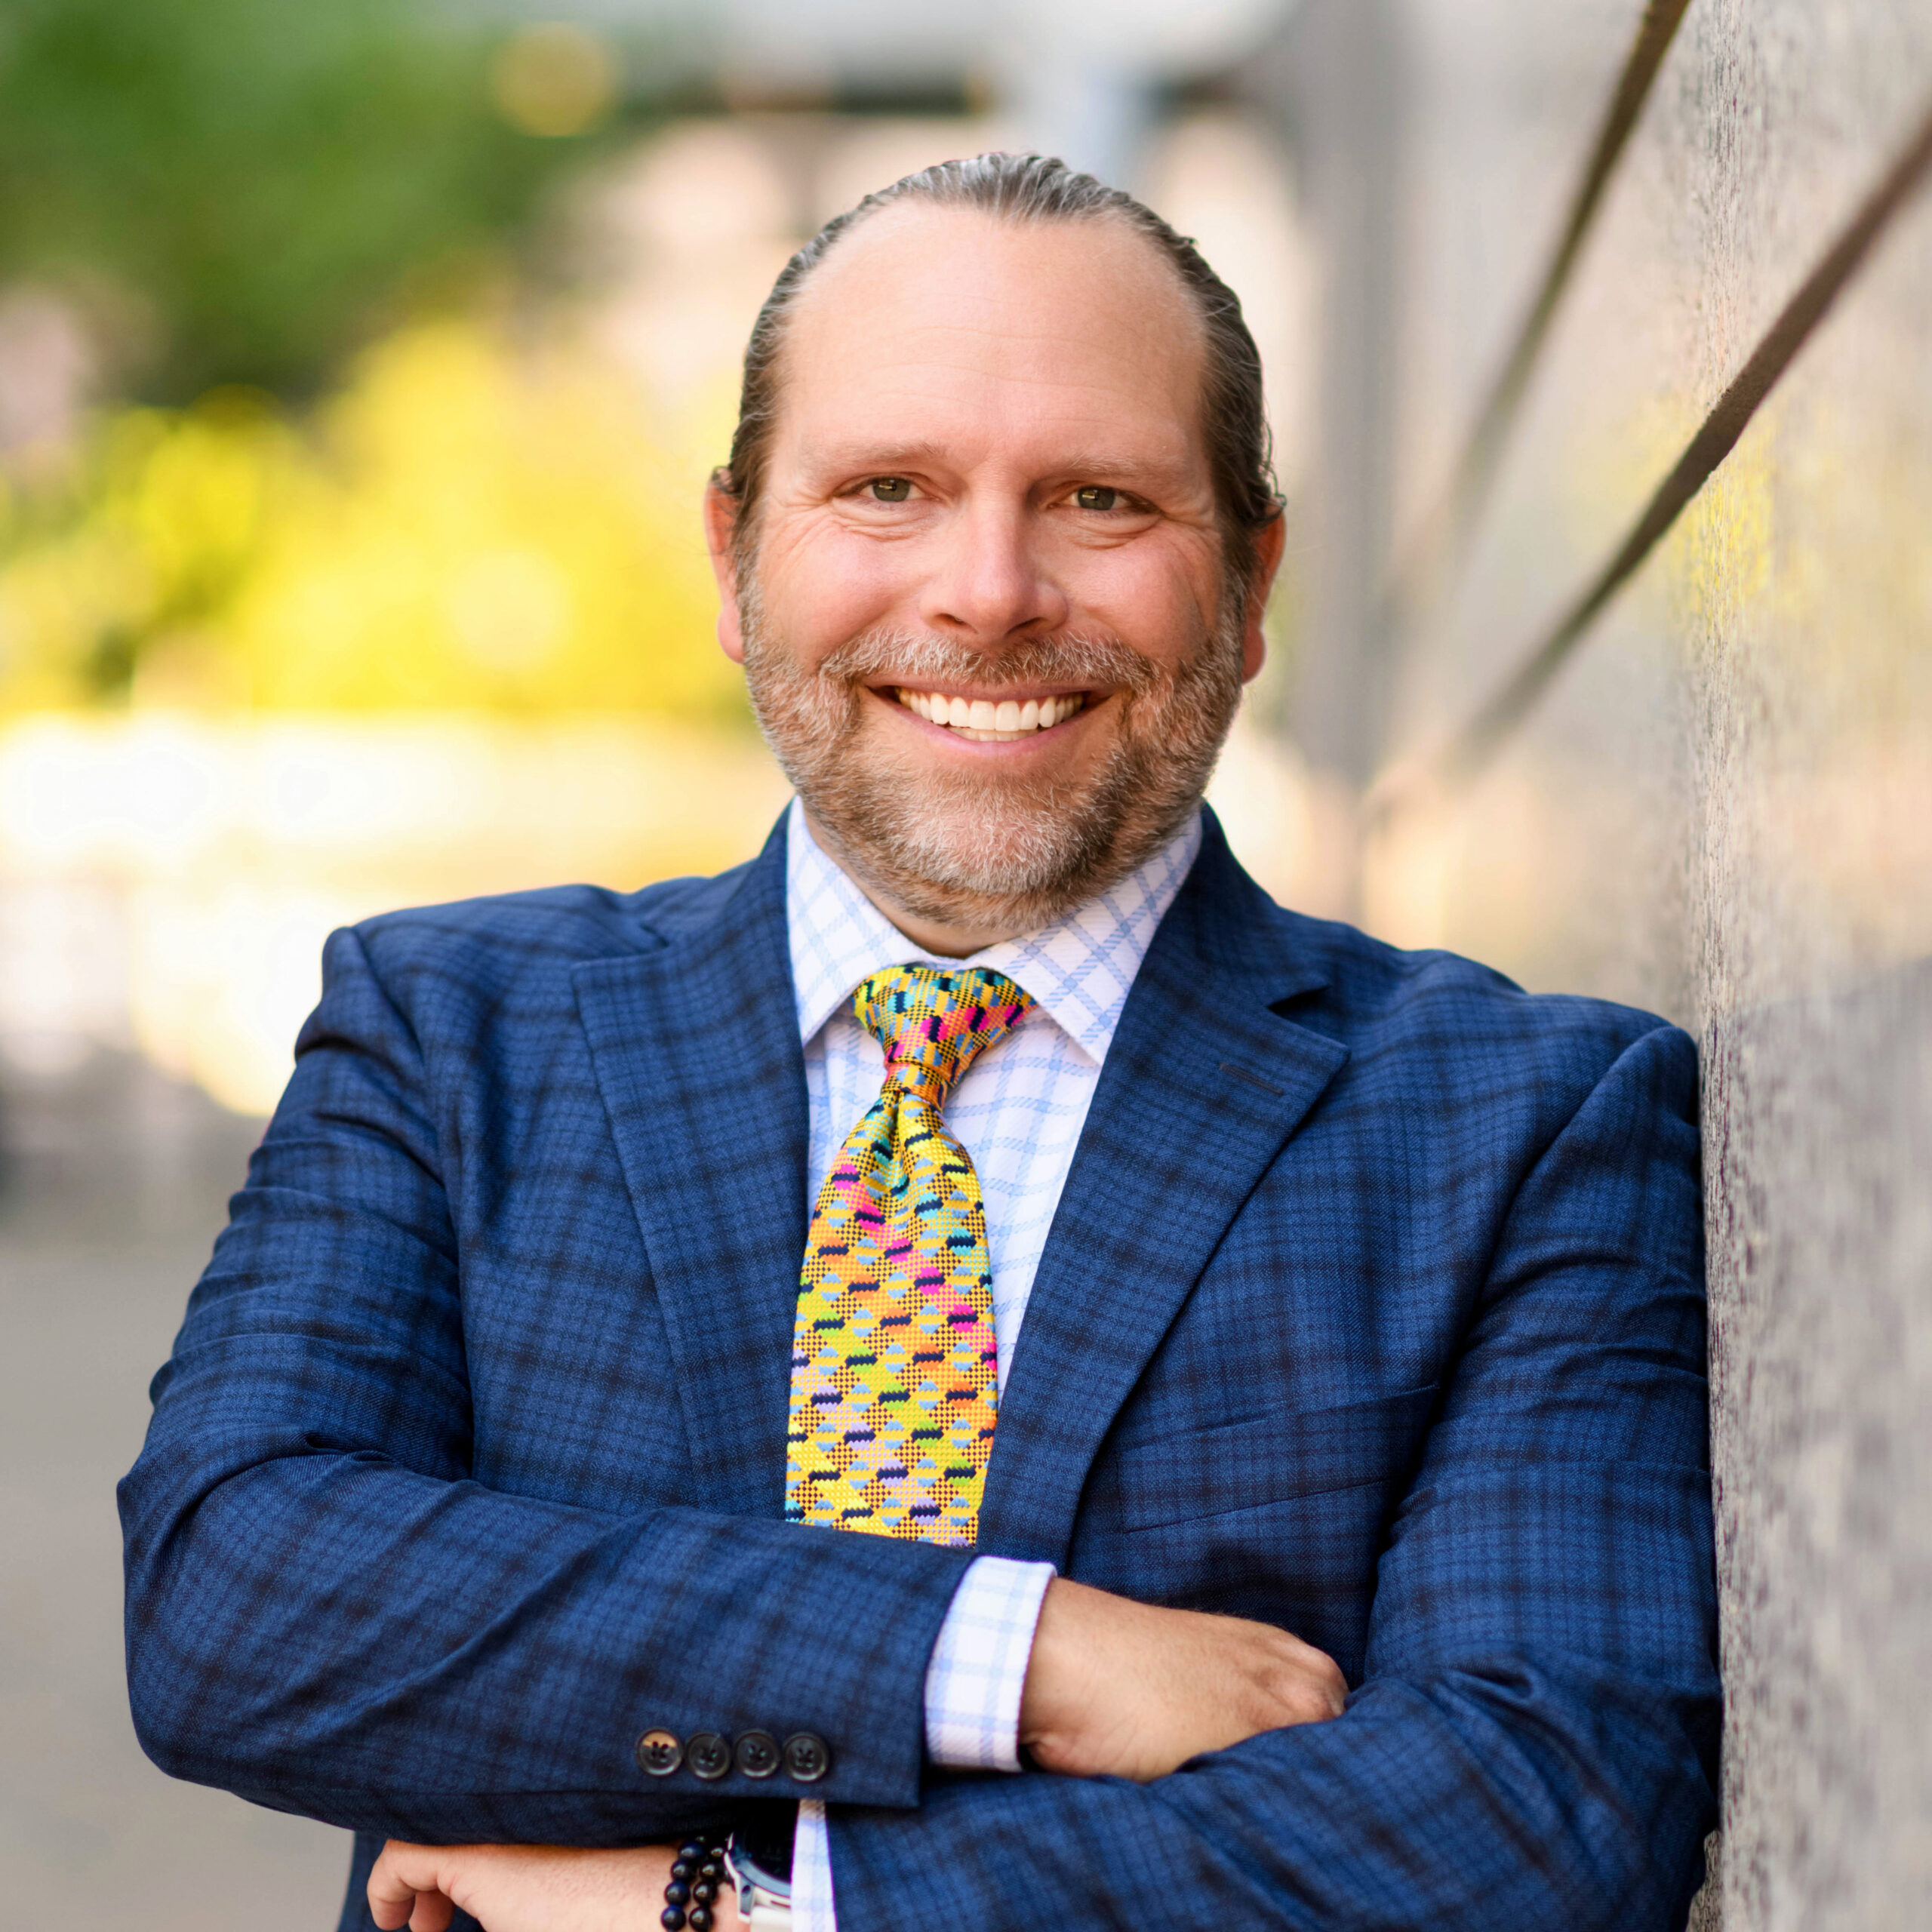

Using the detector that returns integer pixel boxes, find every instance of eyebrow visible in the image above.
[799,441,1199,492]
[801,440,951,478]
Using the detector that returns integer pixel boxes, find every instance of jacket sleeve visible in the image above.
[118,924,973,1844]
[826,1020,1721,1932]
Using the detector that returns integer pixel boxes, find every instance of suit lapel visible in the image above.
[977,823,1350,1564]
[572,823,808,1516]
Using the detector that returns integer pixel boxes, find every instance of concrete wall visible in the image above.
[1318,2,1932,1923]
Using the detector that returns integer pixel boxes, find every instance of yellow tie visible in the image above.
[785,965,1033,1544]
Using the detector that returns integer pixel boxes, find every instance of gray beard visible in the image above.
[739,595,1245,937]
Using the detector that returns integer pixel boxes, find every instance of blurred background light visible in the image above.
[491,23,622,139]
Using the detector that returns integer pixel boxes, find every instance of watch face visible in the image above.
[731,1813,795,1875]
[724,1837,793,1905]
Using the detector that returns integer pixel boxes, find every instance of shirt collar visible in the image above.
[785,796,1201,1068]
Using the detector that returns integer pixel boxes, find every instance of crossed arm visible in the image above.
[120,931,1718,1931]
[368,1582,1349,1929]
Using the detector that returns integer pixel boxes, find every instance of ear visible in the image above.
[704,474,746,665]
[1241,511,1287,684]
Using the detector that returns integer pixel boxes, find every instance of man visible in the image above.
[121,154,1719,1932]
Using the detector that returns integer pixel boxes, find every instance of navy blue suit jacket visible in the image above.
[120,810,1719,1930]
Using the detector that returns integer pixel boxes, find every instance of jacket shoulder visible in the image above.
[1254,894,1690,1090]
[1198,817,1681,1071]
[349,860,752,963]
[314,857,764,1036]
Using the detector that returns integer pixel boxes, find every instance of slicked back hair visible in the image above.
[714,150,1281,596]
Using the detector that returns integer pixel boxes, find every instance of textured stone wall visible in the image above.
[1681,11,1932,1924]
[1344,4,1932,1924]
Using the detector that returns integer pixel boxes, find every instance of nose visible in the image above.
[917,495,1069,644]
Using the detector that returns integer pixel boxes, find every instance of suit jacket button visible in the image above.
[735,1730,780,1779]
[688,1731,731,1780]
[634,1729,684,1777]
[783,1733,831,1783]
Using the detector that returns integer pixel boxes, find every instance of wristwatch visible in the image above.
[725,1832,794,1930]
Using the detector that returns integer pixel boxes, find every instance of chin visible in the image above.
[810,758,1171,937]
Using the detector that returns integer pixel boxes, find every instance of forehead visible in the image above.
[771,203,1209,479]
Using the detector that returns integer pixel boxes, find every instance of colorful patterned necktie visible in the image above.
[786,964,1035,1545]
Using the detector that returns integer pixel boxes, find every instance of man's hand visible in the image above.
[368,1840,747,1932]
[1019,1577,1347,1782]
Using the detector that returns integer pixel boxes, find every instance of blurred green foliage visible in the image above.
[0,0,612,399]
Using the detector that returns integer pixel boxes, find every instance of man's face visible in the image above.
[707,204,1278,940]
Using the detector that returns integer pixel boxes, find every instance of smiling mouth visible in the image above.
[891,687,1089,743]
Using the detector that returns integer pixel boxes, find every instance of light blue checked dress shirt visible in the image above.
[783,796,1204,1932]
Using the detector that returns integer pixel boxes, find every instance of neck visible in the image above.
[801,806,1025,958]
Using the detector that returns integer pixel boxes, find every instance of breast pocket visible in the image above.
[1069,1384,1440,1679]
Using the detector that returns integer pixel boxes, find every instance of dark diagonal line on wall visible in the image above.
[1395,91,1932,799]
[1388,0,1693,629]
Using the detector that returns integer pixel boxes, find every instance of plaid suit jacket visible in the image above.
[120,809,1719,1930]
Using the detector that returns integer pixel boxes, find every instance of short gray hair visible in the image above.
[715,151,1281,588]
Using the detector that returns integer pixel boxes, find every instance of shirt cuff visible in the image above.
[923,1554,1057,1772]
[790,1801,835,1932]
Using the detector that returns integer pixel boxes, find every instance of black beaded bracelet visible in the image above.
[661,1832,728,1931]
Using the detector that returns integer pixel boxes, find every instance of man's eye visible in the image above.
[1074,485,1118,511]
[869,478,912,502]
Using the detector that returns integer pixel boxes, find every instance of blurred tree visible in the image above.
[0,0,623,400]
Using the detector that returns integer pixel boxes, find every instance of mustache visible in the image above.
[810,627,1161,697]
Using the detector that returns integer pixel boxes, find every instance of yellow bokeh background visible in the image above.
[1,317,740,721]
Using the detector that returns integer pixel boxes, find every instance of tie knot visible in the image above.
[852,964,1034,1109]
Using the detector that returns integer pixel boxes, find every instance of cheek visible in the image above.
[1076,541,1220,662]
[756,520,909,659]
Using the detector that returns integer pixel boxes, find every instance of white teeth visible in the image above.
[893,688,1087,737]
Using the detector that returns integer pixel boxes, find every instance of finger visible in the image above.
[411,1894,457,1932]
[367,1841,419,1932]
[368,1841,456,1932]
[368,1888,416,1932]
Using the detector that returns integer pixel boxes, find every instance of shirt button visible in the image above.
[783,1732,832,1783]
[634,1729,683,1777]
[734,1730,780,1779]
[687,1731,732,1780]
